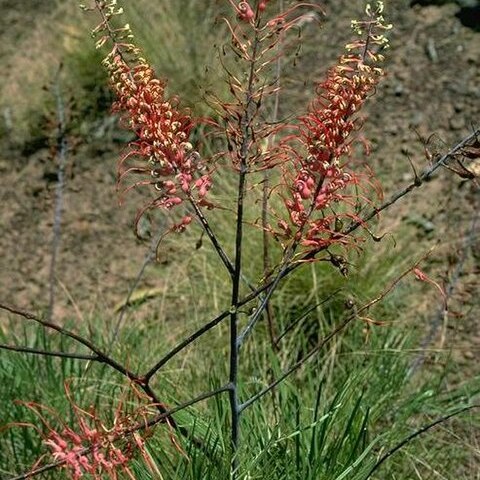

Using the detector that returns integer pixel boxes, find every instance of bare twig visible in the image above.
[0,344,97,361]
[344,128,480,235]
[47,67,68,323]
[188,194,235,278]
[365,404,480,478]
[0,303,138,380]
[187,194,256,292]
[239,253,430,412]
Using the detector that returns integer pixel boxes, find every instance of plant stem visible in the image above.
[0,344,97,361]
[228,14,263,476]
[0,303,138,380]
[238,176,325,346]
[261,0,284,350]
[188,194,236,278]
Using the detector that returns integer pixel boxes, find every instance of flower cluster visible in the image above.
[44,421,136,480]
[94,1,211,234]
[277,2,391,251]
[19,390,156,480]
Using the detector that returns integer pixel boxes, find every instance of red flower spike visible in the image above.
[14,382,169,480]
[95,10,212,234]
[275,3,391,252]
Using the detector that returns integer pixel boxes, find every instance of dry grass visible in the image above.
[0,0,230,144]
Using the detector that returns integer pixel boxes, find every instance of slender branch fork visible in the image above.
[1,129,478,473]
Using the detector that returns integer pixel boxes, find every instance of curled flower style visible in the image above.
[276,2,391,251]
[235,1,255,23]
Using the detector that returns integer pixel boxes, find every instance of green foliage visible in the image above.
[1,256,478,479]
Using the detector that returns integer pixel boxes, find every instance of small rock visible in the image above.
[426,38,439,62]
[449,116,466,130]
[394,83,405,97]
[463,350,475,360]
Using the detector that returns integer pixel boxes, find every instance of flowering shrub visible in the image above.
[95,0,391,257]
[1,1,478,479]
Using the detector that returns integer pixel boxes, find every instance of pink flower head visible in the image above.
[275,3,391,252]
[17,384,161,480]
[100,34,211,236]
[259,1,269,12]
[236,1,255,22]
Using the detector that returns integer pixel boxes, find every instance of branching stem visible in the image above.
[140,129,480,381]
[240,252,429,411]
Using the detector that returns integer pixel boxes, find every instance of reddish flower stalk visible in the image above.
[92,0,211,235]
[217,2,323,174]
[276,2,391,251]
